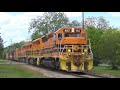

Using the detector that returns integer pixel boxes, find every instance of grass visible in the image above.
[93,66,120,77]
[0,60,9,64]
[0,60,46,78]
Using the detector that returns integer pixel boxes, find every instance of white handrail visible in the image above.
[88,39,93,59]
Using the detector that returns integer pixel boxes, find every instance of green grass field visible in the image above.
[93,66,120,77]
[0,60,9,64]
[0,60,46,78]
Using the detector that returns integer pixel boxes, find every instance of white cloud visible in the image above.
[0,12,44,47]
[65,12,81,17]
[2,12,43,29]
[108,12,120,17]
[23,12,43,17]
[0,12,13,24]
[5,31,14,37]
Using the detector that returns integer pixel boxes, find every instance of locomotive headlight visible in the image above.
[82,52,84,55]
[68,49,71,52]
[84,49,87,52]
[72,28,74,32]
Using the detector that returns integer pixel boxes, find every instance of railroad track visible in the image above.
[37,67,109,78]
[68,72,109,78]
[54,70,110,78]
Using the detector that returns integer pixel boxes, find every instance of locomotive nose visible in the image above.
[73,55,83,67]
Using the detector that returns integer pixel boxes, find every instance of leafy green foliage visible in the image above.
[68,20,81,27]
[99,29,120,69]
[3,41,27,55]
[86,26,104,66]
[86,16,120,69]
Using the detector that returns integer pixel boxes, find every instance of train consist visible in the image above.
[5,27,93,72]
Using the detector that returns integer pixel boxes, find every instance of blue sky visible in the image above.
[0,12,120,47]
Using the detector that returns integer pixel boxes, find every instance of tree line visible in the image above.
[2,12,120,70]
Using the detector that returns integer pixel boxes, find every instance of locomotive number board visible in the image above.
[64,29,81,33]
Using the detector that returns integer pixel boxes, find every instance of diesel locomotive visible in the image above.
[5,27,93,72]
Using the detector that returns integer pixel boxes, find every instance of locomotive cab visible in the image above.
[56,27,87,45]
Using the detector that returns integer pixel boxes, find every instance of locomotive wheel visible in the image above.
[30,59,35,65]
[51,59,55,68]
[33,58,37,65]
[27,59,30,64]
[40,58,44,66]
[24,59,26,63]
[66,61,71,71]
[27,58,32,64]
[55,59,60,69]
[84,61,88,71]
[26,59,29,64]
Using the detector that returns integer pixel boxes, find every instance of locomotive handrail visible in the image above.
[88,39,93,59]
[61,45,90,56]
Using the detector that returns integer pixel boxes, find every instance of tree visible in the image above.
[86,26,104,66]
[31,31,41,41]
[11,41,27,50]
[0,35,3,59]
[29,12,69,40]
[85,16,109,29]
[68,20,81,27]
[99,29,120,69]
[3,40,27,55]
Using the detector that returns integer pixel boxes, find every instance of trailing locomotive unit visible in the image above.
[12,27,93,72]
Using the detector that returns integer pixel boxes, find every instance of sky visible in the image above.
[0,12,120,47]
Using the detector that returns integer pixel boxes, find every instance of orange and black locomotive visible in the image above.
[5,27,93,72]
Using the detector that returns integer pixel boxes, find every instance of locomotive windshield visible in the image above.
[64,33,80,37]
[64,28,81,37]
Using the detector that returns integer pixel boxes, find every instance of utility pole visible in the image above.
[82,12,85,30]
